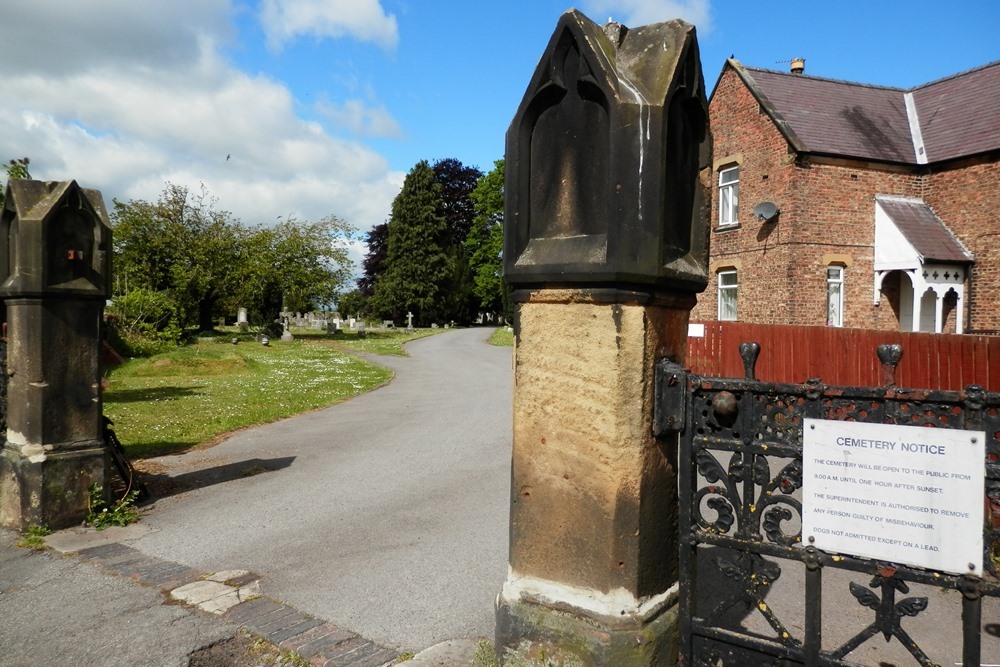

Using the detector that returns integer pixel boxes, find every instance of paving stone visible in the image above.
[208,571,260,587]
[140,563,203,588]
[100,555,153,574]
[225,597,284,624]
[280,624,354,654]
[198,588,243,615]
[338,641,384,665]
[245,607,300,633]
[129,559,178,581]
[75,542,135,561]
[343,646,397,667]
[405,639,480,666]
[171,580,232,605]
[306,635,363,662]
[117,556,171,579]
[266,617,325,644]
[204,569,250,583]
[322,638,375,665]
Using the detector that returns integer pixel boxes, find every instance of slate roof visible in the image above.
[722,59,1000,165]
[912,63,1000,162]
[876,196,973,263]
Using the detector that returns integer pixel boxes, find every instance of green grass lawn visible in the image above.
[489,326,514,347]
[104,327,435,458]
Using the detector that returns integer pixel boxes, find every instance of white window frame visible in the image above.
[718,270,738,321]
[718,166,740,227]
[827,265,844,327]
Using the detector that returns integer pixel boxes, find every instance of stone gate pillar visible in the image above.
[496,11,711,666]
[0,180,113,530]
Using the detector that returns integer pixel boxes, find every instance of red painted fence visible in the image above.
[685,322,1000,391]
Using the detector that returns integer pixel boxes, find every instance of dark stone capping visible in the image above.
[504,9,711,294]
[0,180,112,300]
[511,287,698,310]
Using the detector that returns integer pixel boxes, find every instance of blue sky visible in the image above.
[1,1,996,266]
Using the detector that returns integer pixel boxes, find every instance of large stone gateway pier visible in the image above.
[498,10,711,667]
[0,180,113,530]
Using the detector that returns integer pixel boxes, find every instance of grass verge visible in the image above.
[103,330,434,458]
[489,327,514,347]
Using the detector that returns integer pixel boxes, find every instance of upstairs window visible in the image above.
[718,270,738,321]
[827,266,844,327]
[718,166,740,227]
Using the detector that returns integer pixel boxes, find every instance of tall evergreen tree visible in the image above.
[371,161,453,324]
[357,221,389,297]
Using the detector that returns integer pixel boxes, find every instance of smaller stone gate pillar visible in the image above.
[496,10,711,667]
[0,180,113,530]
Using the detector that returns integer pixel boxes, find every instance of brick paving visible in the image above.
[74,542,399,666]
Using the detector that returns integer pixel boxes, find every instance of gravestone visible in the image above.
[237,307,249,332]
[497,10,710,667]
[406,311,414,331]
[0,180,114,529]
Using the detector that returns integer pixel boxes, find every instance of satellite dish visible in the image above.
[752,201,779,222]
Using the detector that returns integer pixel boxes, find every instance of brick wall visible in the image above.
[696,65,993,333]
[925,160,1000,333]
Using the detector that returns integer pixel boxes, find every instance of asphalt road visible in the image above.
[131,327,513,653]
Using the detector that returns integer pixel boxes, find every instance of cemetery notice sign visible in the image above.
[802,419,984,576]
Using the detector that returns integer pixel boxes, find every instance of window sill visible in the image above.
[715,223,742,233]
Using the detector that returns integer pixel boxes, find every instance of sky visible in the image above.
[1,1,997,269]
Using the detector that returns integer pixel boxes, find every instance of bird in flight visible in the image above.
[226,154,231,161]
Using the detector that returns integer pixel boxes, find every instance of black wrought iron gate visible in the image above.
[660,343,1000,667]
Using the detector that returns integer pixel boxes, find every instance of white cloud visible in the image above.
[0,0,404,245]
[582,0,712,32]
[0,0,234,75]
[260,0,399,51]
[316,99,405,138]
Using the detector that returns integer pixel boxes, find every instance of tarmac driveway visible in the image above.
[130,326,513,653]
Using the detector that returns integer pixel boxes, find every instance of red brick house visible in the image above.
[692,58,1000,334]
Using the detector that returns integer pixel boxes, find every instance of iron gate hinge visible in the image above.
[654,359,687,436]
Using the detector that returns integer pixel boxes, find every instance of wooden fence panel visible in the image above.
[685,322,1000,391]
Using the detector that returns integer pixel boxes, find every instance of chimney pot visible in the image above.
[790,57,805,74]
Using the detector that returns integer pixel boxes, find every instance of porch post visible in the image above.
[956,291,965,334]
[496,10,711,666]
[934,290,945,334]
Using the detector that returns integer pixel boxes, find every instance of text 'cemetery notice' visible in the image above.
[802,419,984,575]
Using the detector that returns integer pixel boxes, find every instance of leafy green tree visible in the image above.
[466,159,509,320]
[370,160,454,324]
[234,216,355,320]
[1,157,31,208]
[111,184,243,333]
[112,183,356,334]
[336,289,366,319]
